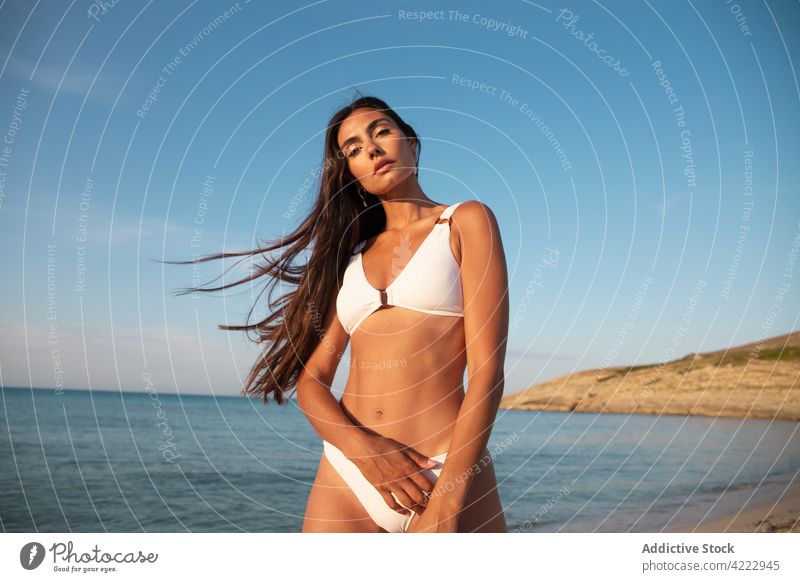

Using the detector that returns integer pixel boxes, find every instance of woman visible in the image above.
[175,95,508,533]
[302,96,509,534]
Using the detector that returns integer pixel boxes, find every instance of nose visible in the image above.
[366,139,384,158]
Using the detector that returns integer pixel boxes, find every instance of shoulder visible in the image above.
[448,201,503,265]
[452,199,496,218]
[450,200,501,240]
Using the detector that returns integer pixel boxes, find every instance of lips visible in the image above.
[374,159,395,174]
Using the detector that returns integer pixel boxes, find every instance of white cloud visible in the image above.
[3,52,121,104]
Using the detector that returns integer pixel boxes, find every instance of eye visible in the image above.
[345,128,391,157]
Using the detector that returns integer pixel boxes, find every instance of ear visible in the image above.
[411,138,420,176]
[408,136,417,158]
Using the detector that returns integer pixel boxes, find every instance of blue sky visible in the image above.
[0,0,798,397]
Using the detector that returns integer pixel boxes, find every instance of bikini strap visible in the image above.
[355,202,465,253]
[435,201,466,226]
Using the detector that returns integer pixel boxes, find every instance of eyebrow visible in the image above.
[339,117,393,151]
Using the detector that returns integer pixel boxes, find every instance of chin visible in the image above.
[366,168,415,194]
[385,168,415,185]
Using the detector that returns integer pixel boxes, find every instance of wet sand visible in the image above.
[665,481,800,533]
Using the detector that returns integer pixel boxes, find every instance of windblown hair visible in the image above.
[164,95,421,405]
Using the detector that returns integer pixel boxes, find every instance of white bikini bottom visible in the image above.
[322,439,448,533]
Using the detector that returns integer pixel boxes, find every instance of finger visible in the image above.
[379,488,411,516]
[399,454,436,487]
[398,478,428,509]
[406,468,436,496]
[403,447,439,469]
[395,479,425,511]
[392,483,416,510]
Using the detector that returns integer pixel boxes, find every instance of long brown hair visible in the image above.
[163,95,421,405]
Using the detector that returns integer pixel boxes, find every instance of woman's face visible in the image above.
[336,108,417,194]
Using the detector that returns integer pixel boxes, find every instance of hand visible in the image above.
[405,499,460,533]
[347,434,438,517]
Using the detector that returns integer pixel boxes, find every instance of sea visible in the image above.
[1,386,798,533]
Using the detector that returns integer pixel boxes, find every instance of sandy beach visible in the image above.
[665,481,800,533]
[501,331,799,533]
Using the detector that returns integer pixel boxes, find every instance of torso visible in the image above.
[339,204,466,457]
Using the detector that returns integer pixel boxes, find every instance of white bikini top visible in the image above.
[336,202,466,335]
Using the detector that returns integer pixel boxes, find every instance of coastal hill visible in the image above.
[500,331,800,421]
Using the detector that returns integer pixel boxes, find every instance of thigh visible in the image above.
[302,451,386,533]
[456,454,507,533]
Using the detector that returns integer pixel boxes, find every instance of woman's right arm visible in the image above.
[296,288,371,458]
[296,287,436,515]
[297,379,374,459]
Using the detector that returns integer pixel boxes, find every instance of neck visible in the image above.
[376,178,441,230]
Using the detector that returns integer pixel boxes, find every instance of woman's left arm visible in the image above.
[429,200,509,516]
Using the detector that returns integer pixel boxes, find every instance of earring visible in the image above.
[358,187,367,207]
